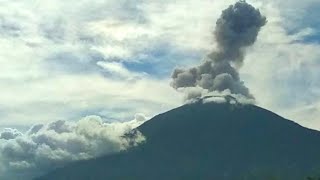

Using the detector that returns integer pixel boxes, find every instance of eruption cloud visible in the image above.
[171,1,266,100]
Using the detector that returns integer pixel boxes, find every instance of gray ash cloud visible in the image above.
[171,1,266,99]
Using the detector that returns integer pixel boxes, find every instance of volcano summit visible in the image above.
[37,100,320,180]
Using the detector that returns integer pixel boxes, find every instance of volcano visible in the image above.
[36,100,320,180]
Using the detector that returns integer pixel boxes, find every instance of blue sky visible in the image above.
[0,0,320,128]
[0,0,319,130]
[1,0,320,179]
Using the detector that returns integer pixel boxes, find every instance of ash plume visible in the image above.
[171,1,266,100]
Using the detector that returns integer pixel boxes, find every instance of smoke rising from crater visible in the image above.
[171,1,266,99]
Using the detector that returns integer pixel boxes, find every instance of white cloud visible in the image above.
[0,128,23,140]
[0,73,182,126]
[0,114,147,180]
[97,61,146,79]
[0,0,190,128]
[240,0,320,129]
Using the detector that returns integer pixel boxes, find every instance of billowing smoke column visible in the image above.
[171,1,266,100]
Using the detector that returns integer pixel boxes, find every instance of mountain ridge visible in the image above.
[36,101,320,180]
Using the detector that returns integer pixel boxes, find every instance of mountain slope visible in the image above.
[36,101,320,180]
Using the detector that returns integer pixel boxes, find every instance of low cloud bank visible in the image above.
[0,114,147,180]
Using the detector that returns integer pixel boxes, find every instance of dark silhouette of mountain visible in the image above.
[36,100,320,180]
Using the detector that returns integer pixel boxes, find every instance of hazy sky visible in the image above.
[0,0,320,130]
